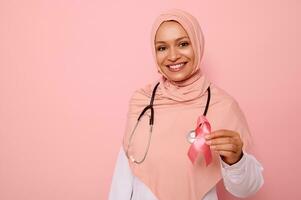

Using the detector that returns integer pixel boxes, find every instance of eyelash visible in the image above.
[156,41,190,52]
[179,41,189,47]
[157,46,166,51]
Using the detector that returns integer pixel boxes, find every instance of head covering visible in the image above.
[123,9,251,200]
[151,9,205,87]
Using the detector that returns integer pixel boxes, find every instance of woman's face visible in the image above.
[155,21,195,82]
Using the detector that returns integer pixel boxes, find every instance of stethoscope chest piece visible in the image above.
[187,130,196,144]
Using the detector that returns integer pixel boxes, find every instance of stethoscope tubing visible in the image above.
[126,82,211,164]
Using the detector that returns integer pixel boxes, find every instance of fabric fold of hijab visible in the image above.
[123,9,251,200]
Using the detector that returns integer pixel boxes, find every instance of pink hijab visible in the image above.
[123,9,251,200]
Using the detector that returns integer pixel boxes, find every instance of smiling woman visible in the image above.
[109,9,264,200]
[155,21,195,81]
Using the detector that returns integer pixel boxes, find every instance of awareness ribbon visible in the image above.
[187,115,212,166]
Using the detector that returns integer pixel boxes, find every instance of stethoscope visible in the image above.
[125,82,211,164]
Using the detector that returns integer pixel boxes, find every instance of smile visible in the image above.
[166,62,187,72]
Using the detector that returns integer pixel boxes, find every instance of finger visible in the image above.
[210,144,238,153]
[205,130,237,140]
[216,150,236,158]
[205,137,235,145]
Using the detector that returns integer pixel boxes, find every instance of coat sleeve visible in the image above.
[220,152,264,198]
[108,147,134,200]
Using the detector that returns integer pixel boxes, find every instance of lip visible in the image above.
[166,62,187,67]
[166,62,188,72]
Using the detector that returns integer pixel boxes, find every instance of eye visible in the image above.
[157,46,166,51]
[179,41,189,47]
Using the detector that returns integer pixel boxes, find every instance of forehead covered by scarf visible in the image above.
[151,9,205,78]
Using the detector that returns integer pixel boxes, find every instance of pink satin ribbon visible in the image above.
[188,115,212,166]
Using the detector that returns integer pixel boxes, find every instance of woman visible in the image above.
[109,9,263,200]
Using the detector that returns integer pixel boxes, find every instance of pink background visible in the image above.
[0,0,300,199]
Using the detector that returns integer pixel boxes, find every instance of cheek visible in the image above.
[183,48,195,60]
[156,53,166,65]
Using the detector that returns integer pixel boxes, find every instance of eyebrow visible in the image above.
[155,36,189,44]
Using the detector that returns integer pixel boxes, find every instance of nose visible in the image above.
[167,47,180,62]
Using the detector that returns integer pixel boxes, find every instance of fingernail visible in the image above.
[205,135,210,139]
[205,140,211,145]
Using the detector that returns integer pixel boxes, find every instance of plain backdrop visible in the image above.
[0,0,300,199]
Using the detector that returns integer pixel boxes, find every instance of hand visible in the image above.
[205,130,243,165]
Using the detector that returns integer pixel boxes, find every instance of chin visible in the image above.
[166,75,189,82]
[160,65,194,82]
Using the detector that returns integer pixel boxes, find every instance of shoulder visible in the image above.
[209,83,240,110]
[128,81,158,105]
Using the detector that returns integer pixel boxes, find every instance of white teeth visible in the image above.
[169,63,185,69]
